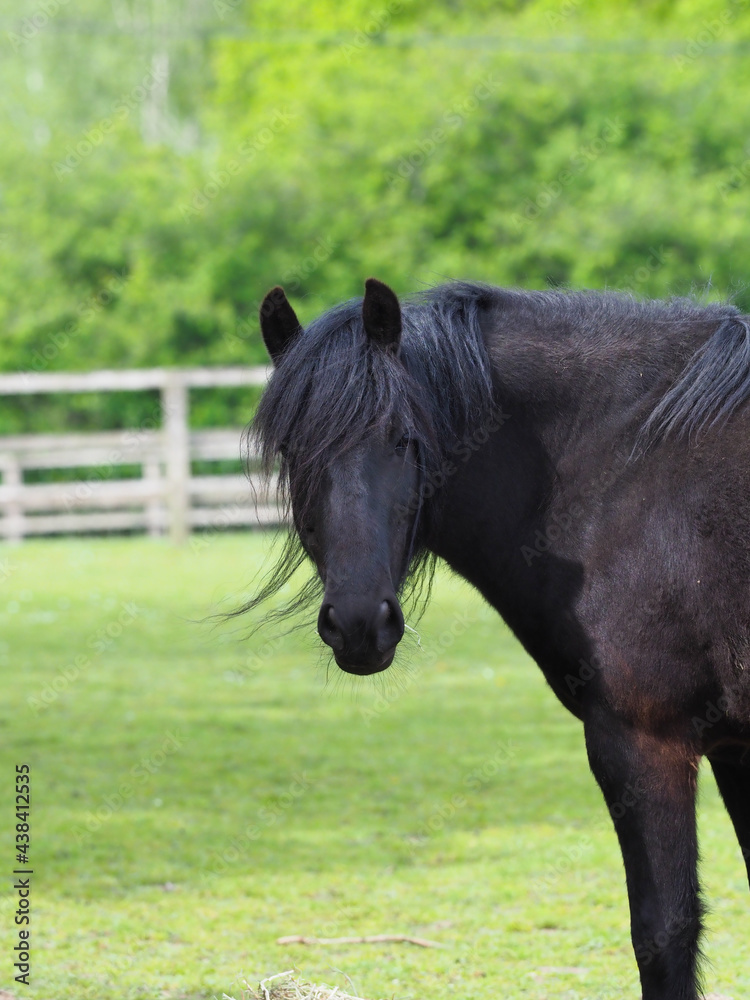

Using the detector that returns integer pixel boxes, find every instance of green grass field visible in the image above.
[0,534,747,1000]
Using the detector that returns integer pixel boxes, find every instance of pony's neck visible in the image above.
[485,313,704,468]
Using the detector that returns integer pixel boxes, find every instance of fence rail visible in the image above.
[0,366,282,542]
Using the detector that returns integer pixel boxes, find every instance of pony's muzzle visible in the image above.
[318,596,404,674]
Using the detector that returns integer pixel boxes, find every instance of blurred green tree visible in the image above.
[2,0,750,430]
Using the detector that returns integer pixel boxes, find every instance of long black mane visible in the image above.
[243,281,750,623]
[475,286,748,447]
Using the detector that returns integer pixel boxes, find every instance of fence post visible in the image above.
[162,373,190,544]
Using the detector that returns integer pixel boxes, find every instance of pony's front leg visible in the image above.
[584,706,703,1000]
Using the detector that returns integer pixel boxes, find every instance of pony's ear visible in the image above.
[362,277,401,353]
[259,286,302,364]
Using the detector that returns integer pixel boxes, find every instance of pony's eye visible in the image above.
[300,522,318,549]
[394,432,411,455]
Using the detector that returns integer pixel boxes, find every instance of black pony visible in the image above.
[251,277,750,1000]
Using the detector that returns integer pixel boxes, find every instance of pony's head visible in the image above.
[249,278,495,675]
[255,279,426,674]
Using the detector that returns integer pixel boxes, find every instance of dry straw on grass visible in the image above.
[223,970,383,1000]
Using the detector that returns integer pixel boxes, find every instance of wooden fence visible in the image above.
[0,366,282,543]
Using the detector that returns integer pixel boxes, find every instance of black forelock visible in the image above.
[249,282,497,525]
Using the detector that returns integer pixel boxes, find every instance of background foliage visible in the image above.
[3,0,750,433]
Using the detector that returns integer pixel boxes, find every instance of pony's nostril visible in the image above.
[374,598,403,652]
[318,603,344,651]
